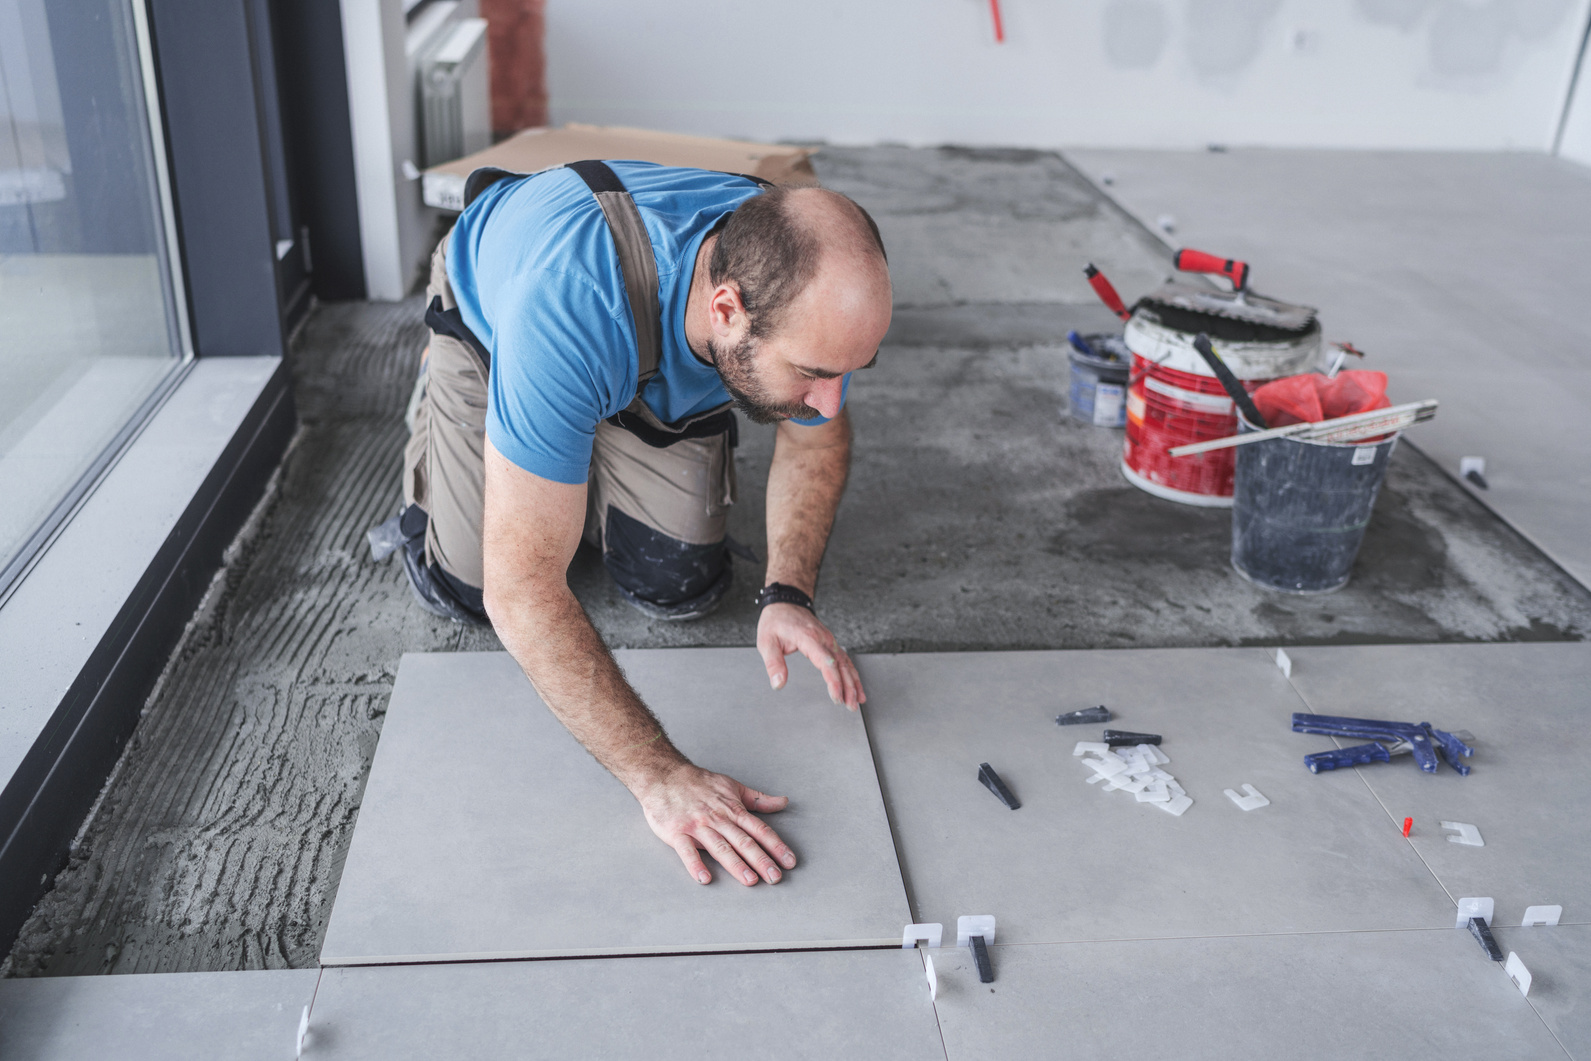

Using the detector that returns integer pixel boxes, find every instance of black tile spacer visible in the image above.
[1103,729,1162,747]
[1468,917,1504,961]
[1056,706,1111,725]
[970,934,995,983]
[978,763,1020,809]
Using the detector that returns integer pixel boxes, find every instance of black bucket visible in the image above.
[1230,414,1398,594]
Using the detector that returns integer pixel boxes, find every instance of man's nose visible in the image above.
[804,377,844,419]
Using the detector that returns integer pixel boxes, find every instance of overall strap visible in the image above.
[463,166,526,208]
[460,160,765,448]
[566,160,663,390]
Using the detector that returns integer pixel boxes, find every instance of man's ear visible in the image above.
[708,282,747,337]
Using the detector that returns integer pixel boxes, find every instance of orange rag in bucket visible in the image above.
[1252,370,1391,427]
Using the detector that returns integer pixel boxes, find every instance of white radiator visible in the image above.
[419,16,489,169]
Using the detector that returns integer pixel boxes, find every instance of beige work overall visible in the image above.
[401,234,737,596]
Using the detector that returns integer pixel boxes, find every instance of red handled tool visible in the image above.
[1084,264,1131,321]
[989,0,1005,42]
[1173,248,1250,292]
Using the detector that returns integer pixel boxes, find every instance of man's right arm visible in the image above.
[481,438,797,886]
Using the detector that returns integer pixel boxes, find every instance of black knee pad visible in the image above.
[397,504,488,625]
[602,506,729,608]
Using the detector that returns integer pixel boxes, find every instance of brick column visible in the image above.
[479,0,548,138]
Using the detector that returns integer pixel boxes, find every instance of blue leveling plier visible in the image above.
[1292,713,1475,775]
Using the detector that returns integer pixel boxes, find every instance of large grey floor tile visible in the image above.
[1061,149,1591,587]
[320,650,908,963]
[0,969,318,1061]
[1494,924,1591,1060]
[304,949,943,1060]
[930,933,1565,1060]
[860,648,1455,942]
[1283,643,1591,923]
[1388,365,1591,584]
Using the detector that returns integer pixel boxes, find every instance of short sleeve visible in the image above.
[485,268,635,484]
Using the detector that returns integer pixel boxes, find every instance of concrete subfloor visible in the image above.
[4,145,1588,977]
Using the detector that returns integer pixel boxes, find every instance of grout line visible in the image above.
[980,925,1487,947]
[1522,981,1574,1060]
[920,948,952,1061]
[856,691,922,924]
[321,943,902,970]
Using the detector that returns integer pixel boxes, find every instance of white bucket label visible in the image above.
[1093,384,1125,426]
[1143,375,1234,413]
[1352,445,1377,466]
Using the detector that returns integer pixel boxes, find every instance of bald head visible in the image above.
[709,186,890,340]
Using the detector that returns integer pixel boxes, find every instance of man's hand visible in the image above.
[757,603,865,710]
[636,763,797,886]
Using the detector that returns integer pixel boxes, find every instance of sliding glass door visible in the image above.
[0,0,189,590]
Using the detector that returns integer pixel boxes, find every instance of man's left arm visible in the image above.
[758,410,865,710]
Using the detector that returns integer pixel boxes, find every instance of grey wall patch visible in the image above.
[1184,0,1284,77]
[1104,1,1171,69]
[1355,0,1433,31]
[1429,2,1510,76]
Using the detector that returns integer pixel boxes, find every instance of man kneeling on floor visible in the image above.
[372,160,891,888]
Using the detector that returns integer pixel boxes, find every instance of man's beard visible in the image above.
[708,335,821,424]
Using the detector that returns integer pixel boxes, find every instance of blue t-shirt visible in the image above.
[448,161,845,485]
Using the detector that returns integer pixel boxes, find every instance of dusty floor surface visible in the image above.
[6,146,1587,976]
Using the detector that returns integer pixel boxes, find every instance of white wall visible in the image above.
[341,0,409,301]
[546,0,1591,151]
[342,0,479,301]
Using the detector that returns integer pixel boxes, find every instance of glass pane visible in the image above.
[0,0,185,574]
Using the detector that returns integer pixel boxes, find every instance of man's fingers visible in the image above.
[734,805,797,871]
[831,648,858,710]
[738,783,796,868]
[839,651,866,709]
[714,818,784,884]
[805,640,849,707]
[697,828,761,887]
[738,784,790,814]
[757,629,790,692]
[671,837,711,885]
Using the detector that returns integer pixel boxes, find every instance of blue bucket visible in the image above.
[1067,332,1130,428]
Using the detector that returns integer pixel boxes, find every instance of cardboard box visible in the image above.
[422,123,817,211]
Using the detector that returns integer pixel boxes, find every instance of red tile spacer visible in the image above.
[1402,817,1413,837]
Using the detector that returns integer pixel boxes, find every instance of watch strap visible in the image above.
[755,582,814,612]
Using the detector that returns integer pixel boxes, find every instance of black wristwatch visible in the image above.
[755,582,814,613]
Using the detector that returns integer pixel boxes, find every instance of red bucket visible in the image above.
[1123,356,1255,506]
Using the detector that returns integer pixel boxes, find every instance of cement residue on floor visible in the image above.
[6,145,1587,978]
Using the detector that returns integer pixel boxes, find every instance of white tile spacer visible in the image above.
[1441,821,1483,847]
[925,952,938,1000]
[1154,794,1193,816]
[1073,741,1109,756]
[1460,456,1485,478]
[1224,784,1270,811]
[956,915,997,947]
[902,923,943,949]
[1522,905,1562,927]
[1504,952,1531,997]
[1274,648,1292,677]
[296,1005,309,1058]
[1456,897,1494,929]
